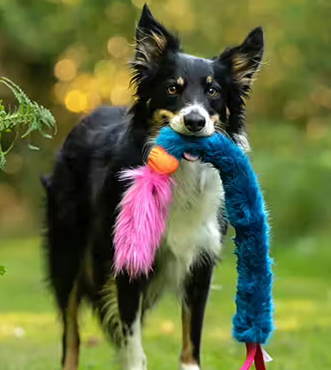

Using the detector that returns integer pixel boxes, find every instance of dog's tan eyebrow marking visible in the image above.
[177,77,184,86]
[206,76,213,84]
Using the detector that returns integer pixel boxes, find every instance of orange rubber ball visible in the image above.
[147,146,179,174]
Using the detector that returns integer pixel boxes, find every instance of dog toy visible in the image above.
[114,127,273,369]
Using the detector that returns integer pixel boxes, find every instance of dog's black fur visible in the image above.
[42,4,264,370]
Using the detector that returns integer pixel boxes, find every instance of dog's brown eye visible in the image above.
[166,85,177,95]
[207,87,219,97]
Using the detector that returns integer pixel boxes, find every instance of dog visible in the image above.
[41,4,264,370]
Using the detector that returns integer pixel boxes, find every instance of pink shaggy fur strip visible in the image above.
[114,166,174,277]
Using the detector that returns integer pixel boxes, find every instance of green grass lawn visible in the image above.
[1,236,331,370]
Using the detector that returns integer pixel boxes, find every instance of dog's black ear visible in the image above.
[131,5,180,77]
[219,27,264,92]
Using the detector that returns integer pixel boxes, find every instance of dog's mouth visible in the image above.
[183,152,200,162]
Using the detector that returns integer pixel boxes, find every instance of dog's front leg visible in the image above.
[98,271,147,370]
[116,273,147,370]
[180,257,214,370]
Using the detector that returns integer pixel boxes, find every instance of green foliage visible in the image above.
[249,122,331,242]
[0,0,330,243]
[0,77,56,169]
[0,265,5,276]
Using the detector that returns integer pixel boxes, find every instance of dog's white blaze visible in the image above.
[161,160,224,289]
[170,103,215,137]
[118,309,147,370]
[181,365,200,370]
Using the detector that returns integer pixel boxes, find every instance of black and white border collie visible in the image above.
[42,4,264,370]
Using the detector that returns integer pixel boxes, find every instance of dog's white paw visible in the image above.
[180,364,200,370]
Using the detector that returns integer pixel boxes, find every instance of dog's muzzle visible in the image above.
[170,104,215,138]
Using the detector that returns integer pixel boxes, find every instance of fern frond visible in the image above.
[0,77,56,169]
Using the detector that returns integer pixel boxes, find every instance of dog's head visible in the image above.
[130,4,264,151]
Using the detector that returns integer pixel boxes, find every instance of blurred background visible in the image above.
[1,0,331,369]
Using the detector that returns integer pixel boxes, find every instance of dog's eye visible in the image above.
[166,85,177,95]
[207,87,219,98]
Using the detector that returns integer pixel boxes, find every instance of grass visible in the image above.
[1,235,331,370]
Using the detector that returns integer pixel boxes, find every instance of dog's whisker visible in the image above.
[214,122,230,139]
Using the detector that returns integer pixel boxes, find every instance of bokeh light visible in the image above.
[54,59,77,82]
[107,37,130,59]
[65,89,88,113]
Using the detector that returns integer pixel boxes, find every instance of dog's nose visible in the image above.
[183,112,206,133]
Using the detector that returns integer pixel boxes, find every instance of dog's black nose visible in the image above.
[183,112,206,133]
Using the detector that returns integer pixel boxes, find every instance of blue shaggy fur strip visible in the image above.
[156,127,274,344]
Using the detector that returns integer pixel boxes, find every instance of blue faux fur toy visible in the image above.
[155,127,274,345]
[115,126,274,369]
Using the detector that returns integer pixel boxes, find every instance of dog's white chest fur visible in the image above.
[161,160,224,287]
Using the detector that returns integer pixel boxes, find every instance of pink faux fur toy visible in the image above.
[114,146,178,277]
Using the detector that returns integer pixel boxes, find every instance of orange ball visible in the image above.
[148,146,179,174]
